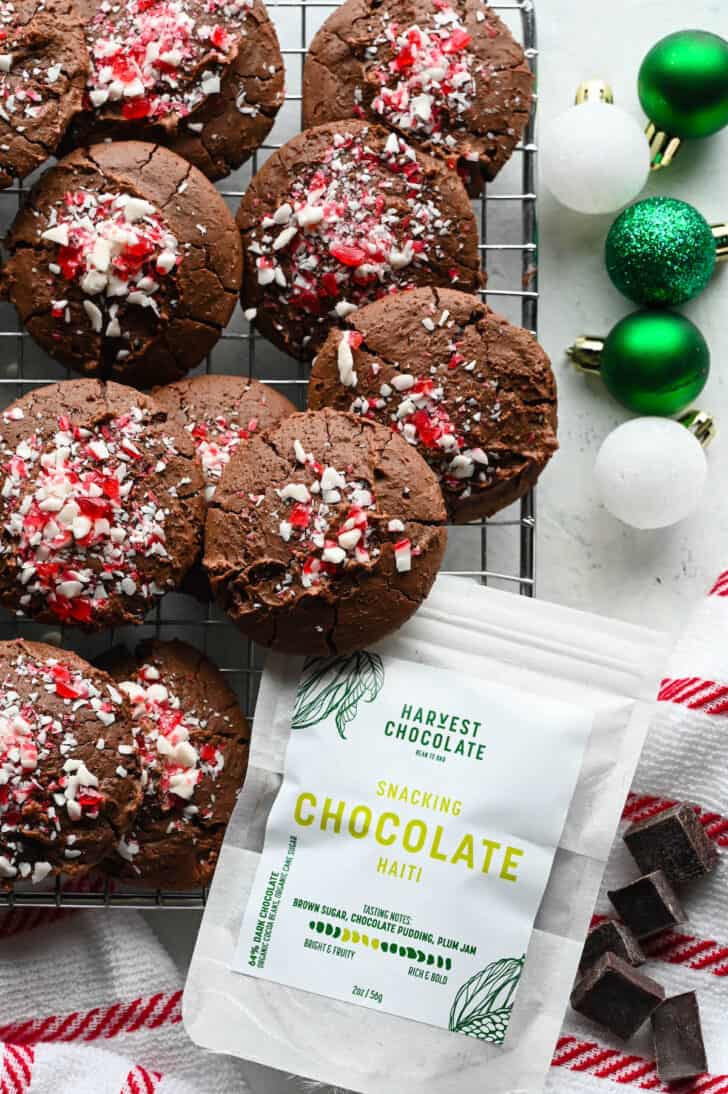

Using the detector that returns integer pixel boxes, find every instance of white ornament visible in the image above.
[541,100,651,215]
[594,417,708,530]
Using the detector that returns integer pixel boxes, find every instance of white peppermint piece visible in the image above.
[83,300,103,333]
[273,202,293,224]
[122,197,156,222]
[0,856,17,879]
[200,74,221,95]
[296,204,324,228]
[272,225,298,251]
[32,861,53,884]
[279,482,311,504]
[80,270,108,295]
[394,540,412,572]
[337,333,357,388]
[41,223,70,246]
[338,529,361,550]
[384,131,400,155]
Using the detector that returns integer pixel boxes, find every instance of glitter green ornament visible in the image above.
[639,30,728,169]
[605,197,722,307]
[568,310,710,416]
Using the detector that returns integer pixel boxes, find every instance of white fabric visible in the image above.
[547,582,728,1090]
[0,909,251,1093]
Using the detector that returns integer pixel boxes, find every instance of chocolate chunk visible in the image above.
[608,871,688,939]
[579,920,645,975]
[652,992,708,1082]
[570,952,665,1040]
[624,803,719,885]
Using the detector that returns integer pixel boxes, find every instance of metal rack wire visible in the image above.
[0,0,539,909]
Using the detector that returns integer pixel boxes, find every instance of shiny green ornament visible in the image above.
[569,311,710,416]
[639,30,728,141]
[605,197,716,306]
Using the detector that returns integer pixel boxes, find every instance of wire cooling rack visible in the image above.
[0,0,539,908]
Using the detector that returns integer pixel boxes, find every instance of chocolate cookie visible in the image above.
[237,120,482,360]
[0,379,205,629]
[153,374,296,502]
[0,639,141,891]
[309,288,557,522]
[62,0,284,181]
[99,639,250,889]
[302,0,533,192]
[204,407,448,655]
[0,142,242,387]
[0,0,88,189]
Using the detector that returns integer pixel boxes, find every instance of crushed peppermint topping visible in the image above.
[272,438,418,591]
[344,307,495,497]
[85,0,254,124]
[189,413,258,502]
[249,127,460,343]
[0,652,126,885]
[115,660,226,861]
[0,406,177,625]
[368,3,476,146]
[0,1,66,133]
[40,189,180,344]
[336,329,363,388]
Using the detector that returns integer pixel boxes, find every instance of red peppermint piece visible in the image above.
[330,243,367,267]
[122,97,152,120]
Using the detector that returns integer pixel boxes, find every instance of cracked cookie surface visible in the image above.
[99,639,250,889]
[0,379,205,628]
[302,0,533,192]
[152,373,296,503]
[204,407,448,655]
[1,141,242,385]
[0,638,142,891]
[0,0,88,189]
[236,120,482,361]
[60,0,284,181]
[309,287,557,522]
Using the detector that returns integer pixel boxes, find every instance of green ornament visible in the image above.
[569,311,710,416]
[605,197,717,306]
[639,30,728,139]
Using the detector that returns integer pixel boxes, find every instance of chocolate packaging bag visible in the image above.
[183,576,669,1094]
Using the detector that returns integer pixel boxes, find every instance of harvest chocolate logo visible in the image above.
[384,702,486,761]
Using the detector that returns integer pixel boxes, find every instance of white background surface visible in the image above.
[537,0,728,635]
[146,0,728,1071]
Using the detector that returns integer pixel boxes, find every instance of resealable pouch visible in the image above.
[183,575,670,1094]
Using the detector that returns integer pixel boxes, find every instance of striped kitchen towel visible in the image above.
[549,570,728,1094]
[0,903,251,1093]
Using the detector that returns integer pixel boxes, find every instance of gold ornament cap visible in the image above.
[645,122,681,171]
[679,409,717,448]
[567,335,604,373]
[712,222,728,263]
[575,80,614,105]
